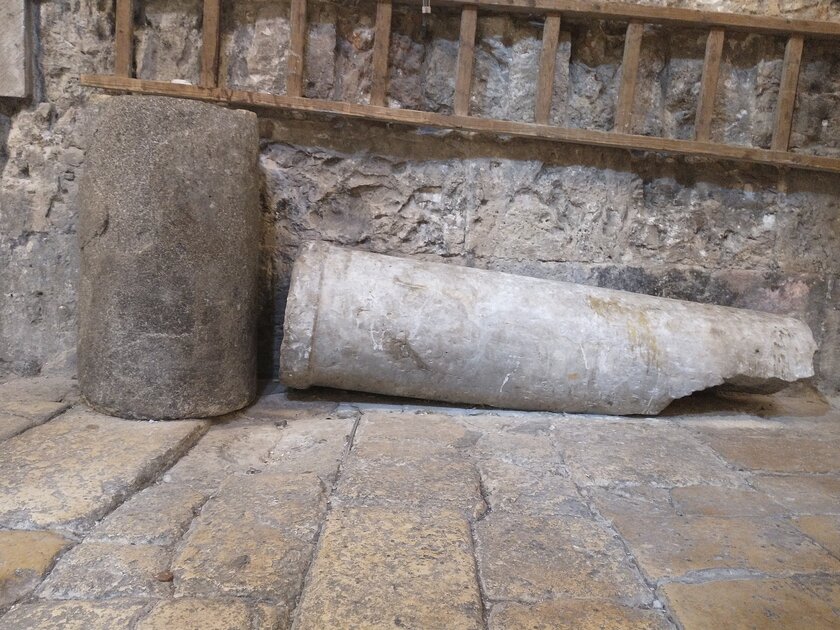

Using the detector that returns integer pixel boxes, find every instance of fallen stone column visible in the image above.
[78,96,261,420]
[280,243,816,415]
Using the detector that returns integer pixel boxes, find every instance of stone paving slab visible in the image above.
[603,508,840,581]
[295,506,484,630]
[0,376,77,441]
[669,485,787,517]
[163,420,286,494]
[793,514,840,557]
[751,474,840,514]
[172,472,325,607]
[0,408,207,533]
[488,599,674,629]
[553,420,743,487]
[89,483,207,546]
[699,433,840,473]
[336,439,486,516]
[0,600,148,630]
[265,413,355,484]
[663,578,840,629]
[0,531,71,609]
[475,512,653,605]
[37,542,172,600]
[135,597,283,630]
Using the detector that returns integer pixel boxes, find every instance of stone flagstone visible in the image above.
[0,408,206,533]
[0,530,71,609]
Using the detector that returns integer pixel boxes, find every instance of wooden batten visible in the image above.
[454,5,478,117]
[694,27,725,142]
[535,14,562,125]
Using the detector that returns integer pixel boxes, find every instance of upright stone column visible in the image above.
[78,96,261,420]
[281,243,816,415]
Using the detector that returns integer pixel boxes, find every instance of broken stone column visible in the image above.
[281,243,816,415]
[78,96,260,420]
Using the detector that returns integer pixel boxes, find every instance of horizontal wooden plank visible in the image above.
[80,74,840,174]
[396,0,840,39]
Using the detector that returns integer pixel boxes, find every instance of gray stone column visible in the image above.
[280,243,816,415]
[78,96,261,419]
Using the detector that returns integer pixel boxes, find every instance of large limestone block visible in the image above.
[78,96,261,419]
[0,0,30,98]
[280,243,816,415]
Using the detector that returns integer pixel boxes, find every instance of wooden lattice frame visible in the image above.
[82,0,840,173]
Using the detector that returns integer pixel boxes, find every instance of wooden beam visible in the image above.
[694,27,725,142]
[771,35,805,152]
[615,21,643,134]
[370,0,393,107]
[114,0,134,77]
[200,0,222,88]
[287,0,307,97]
[535,14,562,125]
[454,5,478,117]
[397,0,840,39]
[80,74,840,174]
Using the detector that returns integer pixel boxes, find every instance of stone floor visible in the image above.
[0,376,839,629]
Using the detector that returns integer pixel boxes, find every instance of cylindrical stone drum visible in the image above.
[78,96,261,419]
[280,243,816,415]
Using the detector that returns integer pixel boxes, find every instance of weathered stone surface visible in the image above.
[354,410,479,447]
[603,509,840,580]
[78,95,261,420]
[282,243,816,415]
[554,420,742,487]
[751,475,840,514]
[475,512,652,605]
[164,419,286,493]
[793,515,840,556]
[0,0,30,98]
[136,598,283,630]
[0,407,206,532]
[295,506,484,630]
[0,600,147,630]
[265,414,354,484]
[37,542,172,599]
[90,483,207,545]
[488,600,673,630]
[0,376,76,440]
[670,485,787,517]
[477,459,588,516]
[701,432,840,473]
[663,578,840,630]
[336,439,485,516]
[172,472,324,604]
[0,530,70,609]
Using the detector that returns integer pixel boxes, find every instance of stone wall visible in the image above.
[1,0,838,393]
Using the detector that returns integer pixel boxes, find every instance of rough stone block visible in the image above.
[475,512,652,605]
[751,475,840,514]
[37,542,172,599]
[295,506,484,630]
[0,600,147,629]
[336,439,485,516]
[793,515,840,557]
[488,600,673,630]
[0,0,30,98]
[136,598,283,630]
[700,432,840,473]
[663,578,840,630]
[164,421,286,494]
[265,414,354,484]
[281,243,816,415]
[172,472,325,604]
[78,95,261,420]
[0,530,70,609]
[0,408,206,533]
[669,485,787,518]
[89,483,207,546]
[553,420,743,488]
[603,511,840,581]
